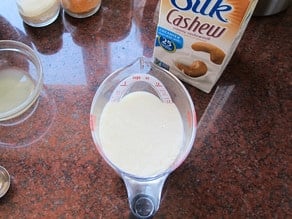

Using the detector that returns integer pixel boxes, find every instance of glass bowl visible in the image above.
[0,40,43,121]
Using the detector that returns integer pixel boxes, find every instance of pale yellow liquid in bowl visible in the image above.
[0,67,35,114]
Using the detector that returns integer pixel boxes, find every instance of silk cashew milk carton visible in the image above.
[154,0,258,93]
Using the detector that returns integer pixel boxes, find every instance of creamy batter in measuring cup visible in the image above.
[90,57,197,218]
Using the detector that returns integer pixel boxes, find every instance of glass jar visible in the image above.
[16,0,60,27]
[61,0,102,18]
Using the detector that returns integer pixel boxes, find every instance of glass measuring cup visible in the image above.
[90,57,197,218]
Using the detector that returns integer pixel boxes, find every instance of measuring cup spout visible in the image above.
[122,174,169,218]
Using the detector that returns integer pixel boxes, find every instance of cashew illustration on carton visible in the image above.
[191,42,225,65]
[176,60,207,77]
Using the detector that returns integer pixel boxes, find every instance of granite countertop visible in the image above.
[0,0,291,218]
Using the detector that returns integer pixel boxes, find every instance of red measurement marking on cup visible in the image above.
[110,74,172,103]
[90,114,96,131]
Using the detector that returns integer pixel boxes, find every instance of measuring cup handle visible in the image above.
[122,174,169,218]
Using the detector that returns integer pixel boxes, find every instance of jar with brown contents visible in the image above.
[61,0,101,18]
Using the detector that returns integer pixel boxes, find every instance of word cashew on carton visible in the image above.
[154,0,258,93]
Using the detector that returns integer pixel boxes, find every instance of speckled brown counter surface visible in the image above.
[0,0,291,218]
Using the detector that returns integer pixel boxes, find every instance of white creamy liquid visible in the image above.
[17,0,57,16]
[0,68,35,114]
[98,91,184,177]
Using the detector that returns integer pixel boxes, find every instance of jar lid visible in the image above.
[0,166,10,198]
